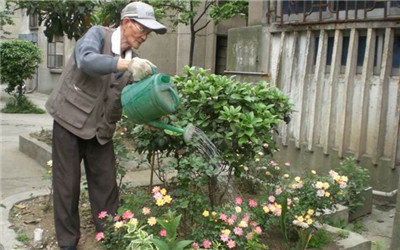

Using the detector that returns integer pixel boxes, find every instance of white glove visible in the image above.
[128,57,156,81]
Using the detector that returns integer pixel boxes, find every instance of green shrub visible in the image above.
[337,157,370,213]
[1,95,45,114]
[0,40,42,98]
[117,66,293,207]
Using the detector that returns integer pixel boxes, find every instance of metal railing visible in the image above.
[266,0,400,25]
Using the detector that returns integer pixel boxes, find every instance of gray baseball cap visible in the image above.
[121,2,167,34]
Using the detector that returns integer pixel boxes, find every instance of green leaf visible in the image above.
[174,240,194,250]
[149,238,170,250]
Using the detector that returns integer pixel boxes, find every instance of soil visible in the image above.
[9,194,101,250]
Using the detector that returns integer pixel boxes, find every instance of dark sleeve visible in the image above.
[74,26,119,77]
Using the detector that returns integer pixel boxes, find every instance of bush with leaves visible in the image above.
[118,66,293,207]
[0,39,42,98]
[336,157,370,213]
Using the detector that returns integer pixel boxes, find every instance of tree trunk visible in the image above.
[189,1,195,67]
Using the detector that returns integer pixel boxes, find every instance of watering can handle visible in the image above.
[169,86,180,110]
[151,66,157,75]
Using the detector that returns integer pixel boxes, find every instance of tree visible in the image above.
[8,0,98,42]
[0,40,42,98]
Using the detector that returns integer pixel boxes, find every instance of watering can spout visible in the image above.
[147,121,195,143]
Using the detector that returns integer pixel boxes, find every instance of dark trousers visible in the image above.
[52,121,119,247]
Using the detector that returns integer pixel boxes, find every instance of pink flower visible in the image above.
[227,239,236,249]
[254,226,262,234]
[250,221,258,227]
[113,215,120,222]
[242,213,250,222]
[219,213,227,221]
[220,233,229,242]
[122,211,134,220]
[248,199,258,208]
[142,207,151,215]
[233,227,243,236]
[203,239,212,249]
[160,229,167,237]
[235,197,243,205]
[246,232,254,240]
[230,214,237,221]
[98,211,108,219]
[285,162,291,167]
[192,242,200,249]
[153,192,163,200]
[227,218,235,225]
[95,232,104,241]
[287,198,292,206]
[268,195,275,203]
[152,186,161,194]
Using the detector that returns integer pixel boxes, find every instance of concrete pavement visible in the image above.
[0,88,53,249]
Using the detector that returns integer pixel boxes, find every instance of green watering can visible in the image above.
[121,72,194,142]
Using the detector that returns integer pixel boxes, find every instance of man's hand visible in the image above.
[128,57,156,81]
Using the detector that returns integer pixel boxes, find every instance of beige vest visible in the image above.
[46,27,132,145]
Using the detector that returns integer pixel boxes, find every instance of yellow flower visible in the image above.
[315,181,323,189]
[212,211,217,217]
[160,188,167,195]
[307,218,313,225]
[297,216,304,222]
[325,192,330,197]
[258,151,264,156]
[307,209,314,216]
[283,174,289,179]
[156,198,165,207]
[147,217,157,226]
[163,195,172,204]
[235,206,242,213]
[255,158,260,162]
[294,176,301,182]
[221,229,231,235]
[323,182,330,189]
[291,184,297,189]
[47,170,52,175]
[341,176,349,182]
[238,220,248,228]
[263,206,270,213]
[114,221,124,229]
[202,210,210,217]
[265,171,271,176]
[129,218,138,226]
[47,160,53,167]
[311,170,316,174]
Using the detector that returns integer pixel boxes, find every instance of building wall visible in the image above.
[227,4,400,192]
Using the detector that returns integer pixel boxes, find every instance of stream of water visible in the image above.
[187,126,228,175]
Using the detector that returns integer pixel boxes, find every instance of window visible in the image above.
[392,34,400,76]
[215,35,227,75]
[29,14,39,30]
[47,36,64,69]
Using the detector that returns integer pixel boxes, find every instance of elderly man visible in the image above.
[45,2,167,249]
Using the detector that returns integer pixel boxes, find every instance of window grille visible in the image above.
[47,36,64,69]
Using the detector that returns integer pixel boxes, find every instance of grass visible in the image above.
[16,234,30,245]
[1,95,45,114]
